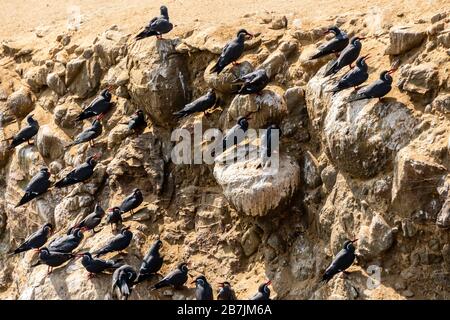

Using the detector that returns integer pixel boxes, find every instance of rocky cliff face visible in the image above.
[0,9,449,300]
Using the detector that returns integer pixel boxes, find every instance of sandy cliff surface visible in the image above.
[0,0,449,300]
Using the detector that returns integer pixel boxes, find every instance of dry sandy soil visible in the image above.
[1,0,449,44]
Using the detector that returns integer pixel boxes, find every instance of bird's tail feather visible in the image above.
[151,279,168,290]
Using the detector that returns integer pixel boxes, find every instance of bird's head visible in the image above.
[26,114,37,125]
[160,5,169,16]
[325,26,340,35]
[343,239,358,252]
[191,275,207,285]
[178,262,189,273]
[237,29,254,40]
[43,223,54,235]
[237,116,250,130]
[259,280,272,293]
[218,281,231,288]
[87,153,101,166]
[381,69,396,83]
[133,188,142,197]
[94,203,105,215]
[355,55,370,70]
[136,110,144,116]
[38,247,50,255]
[351,36,365,45]
[102,86,114,101]
[76,252,92,260]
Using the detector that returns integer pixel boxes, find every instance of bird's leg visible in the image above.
[232,61,241,66]
[88,273,96,279]
[91,139,95,147]
[349,64,354,70]
[334,52,340,58]
[47,266,53,275]
[131,209,135,215]
[92,228,100,234]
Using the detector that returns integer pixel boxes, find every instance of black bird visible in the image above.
[5,114,39,150]
[324,36,365,77]
[119,188,143,215]
[135,6,173,40]
[78,252,123,278]
[32,247,75,274]
[75,89,112,121]
[321,239,358,283]
[74,203,105,233]
[348,69,397,102]
[65,115,103,149]
[250,280,271,300]
[136,240,164,284]
[94,226,133,257]
[128,110,147,133]
[211,29,254,74]
[258,124,280,169]
[112,264,137,300]
[327,55,370,94]
[11,223,53,255]
[173,89,216,118]
[48,228,84,253]
[309,26,349,60]
[151,262,189,290]
[192,275,214,300]
[16,167,51,208]
[54,154,100,188]
[234,69,269,95]
[217,281,237,300]
[221,116,250,153]
[106,207,123,229]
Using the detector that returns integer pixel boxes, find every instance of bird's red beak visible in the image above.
[323,30,331,35]
[387,68,397,74]
[218,282,224,287]
[92,153,101,160]
[265,280,272,286]
[351,239,359,243]
[80,227,88,232]
[246,33,254,39]
[96,114,104,120]
[362,54,371,61]
[359,37,366,40]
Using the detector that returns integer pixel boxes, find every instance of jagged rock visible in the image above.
[289,235,317,281]
[213,154,300,216]
[53,101,82,129]
[241,226,261,256]
[107,124,131,148]
[284,86,305,114]
[306,66,419,178]
[93,28,129,68]
[226,85,287,129]
[6,87,33,117]
[269,16,288,30]
[204,61,254,93]
[437,199,450,228]
[36,125,67,161]
[392,151,446,216]
[357,214,394,260]
[397,63,439,103]
[437,30,450,48]
[128,39,188,127]
[385,25,427,55]
[260,40,298,79]
[24,65,48,92]
[67,58,102,99]
[302,151,321,189]
[46,72,66,96]
[321,165,337,192]
[431,94,450,114]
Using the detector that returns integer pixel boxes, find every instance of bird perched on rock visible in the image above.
[192,275,214,300]
[32,247,75,274]
[54,154,100,188]
[173,89,217,118]
[112,264,137,300]
[73,203,105,233]
[250,281,271,300]
[321,239,358,283]
[221,116,250,153]
[135,5,173,40]
[309,26,349,60]
[327,55,370,94]
[347,69,397,102]
[211,29,254,74]
[78,252,123,278]
[217,281,237,300]
[119,188,143,215]
[48,228,84,253]
[106,207,123,229]
[94,226,133,257]
[151,262,189,290]
[234,69,269,95]
[4,114,39,150]
[135,240,164,284]
[128,110,147,133]
[324,36,365,77]
[65,115,103,149]
[15,167,51,208]
[11,223,53,255]
[75,89,113,122]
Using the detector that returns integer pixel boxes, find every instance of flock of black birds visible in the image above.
[2,4,397,300]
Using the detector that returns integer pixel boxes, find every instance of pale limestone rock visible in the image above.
[385,25,427,55]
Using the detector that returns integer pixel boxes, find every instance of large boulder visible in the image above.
[357,214,394,260]
[306,66,419,178]
[6,87,33,117]
[66,57,102,99]
[385,25,427,55]
[213,154,300,216]
[225,85,288,128]
[128,39,189,128]
[397,63,439,103]
[93,27,129,69]
[36,124,68,161]
[23,65,48,92]
[204,61,254,93]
